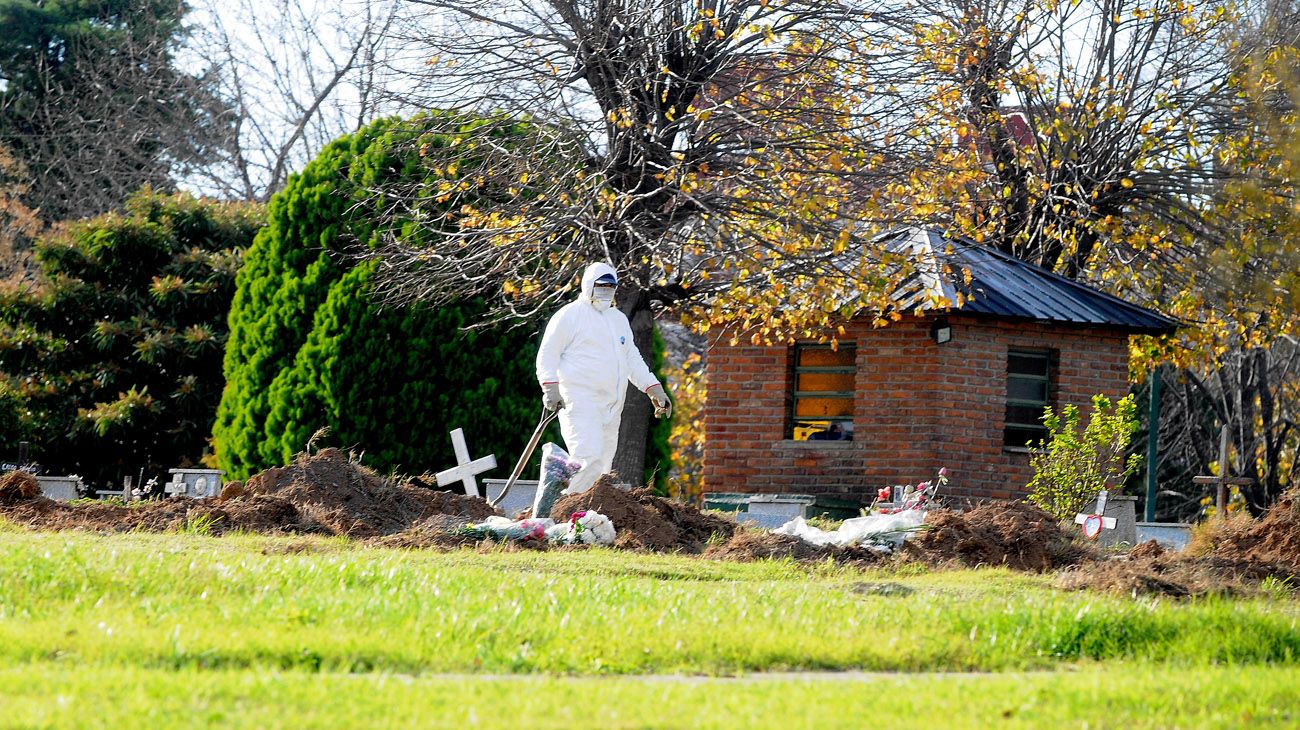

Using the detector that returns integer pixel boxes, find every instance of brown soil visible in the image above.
[1209,491,1300,568]
[1057,553,1299,598]
[702,529,883,565]
[0,450,497,538]
[1128,540,1166,560]
[241,448,495,537]
[548,476,736,553]
[0,471,40,503]
[904,500,1092,572]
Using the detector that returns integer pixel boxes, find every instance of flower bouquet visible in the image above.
[454,516,553,542]
[873,467,949,515]
[531,442,582,517]
[546,510,616,545]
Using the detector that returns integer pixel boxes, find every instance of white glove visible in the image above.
[542,382,563,411]
[647,384,671,419]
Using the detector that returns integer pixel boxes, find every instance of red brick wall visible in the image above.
[703,314,1132,504]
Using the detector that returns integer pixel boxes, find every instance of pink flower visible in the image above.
[938,467,949,478]
[918,481,931,490]
[877,487,892,501]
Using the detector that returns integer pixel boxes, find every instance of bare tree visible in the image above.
[855,0,1241,276]
[358,0,916,481]
[189,0,402,201]
[0,0,227,222]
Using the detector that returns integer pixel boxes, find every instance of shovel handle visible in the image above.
[489,407,559,508]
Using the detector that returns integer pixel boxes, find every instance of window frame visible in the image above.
[789,343,857,441]
[1004,348,1053,448]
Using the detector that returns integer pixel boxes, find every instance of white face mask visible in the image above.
[591,288,615,311]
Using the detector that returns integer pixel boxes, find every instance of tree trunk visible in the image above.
[612,304,655,487]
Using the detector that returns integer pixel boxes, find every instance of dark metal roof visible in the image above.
[883,227,1179,335]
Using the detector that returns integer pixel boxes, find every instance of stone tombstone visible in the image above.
[1098,494,1138,548]
[1135,522,1192,551]
[165,468,224,499]
[36,475,82,501]
[483,478,539,517]
[737,494,817,529]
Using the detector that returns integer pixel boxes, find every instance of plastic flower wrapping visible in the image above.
[540,443,582,493]
[456,516,554,542]
[458,510,616,546]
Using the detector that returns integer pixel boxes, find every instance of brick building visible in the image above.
[704,228,1178,504]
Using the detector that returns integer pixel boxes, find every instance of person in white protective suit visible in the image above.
[536,262,672,495]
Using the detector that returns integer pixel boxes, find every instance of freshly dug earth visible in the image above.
[904,501,1092,572]
[1057,552,1299,598]
[0,450,497,537]
[703,529,883,565]
[0,471,40,504]
[548,478,736,552]
[1210,491,1300,568]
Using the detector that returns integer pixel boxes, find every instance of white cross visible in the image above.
[1074,490,1118,539]
[435,428,497,498]
[163,478,189,498]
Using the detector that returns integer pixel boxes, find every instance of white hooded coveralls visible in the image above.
[536,262,661,494]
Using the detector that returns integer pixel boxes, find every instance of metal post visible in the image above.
[1216,424,1230,519]
[1144,368,1161,522]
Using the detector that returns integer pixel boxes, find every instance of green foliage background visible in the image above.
[1027,394,1144,519]
[214,114,552,480]
[0,191,261,484]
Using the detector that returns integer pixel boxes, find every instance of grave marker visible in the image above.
[435,429,497,498]
[1075,490,1118,540]
[1191,424,1252,519]
[164,469,224,499]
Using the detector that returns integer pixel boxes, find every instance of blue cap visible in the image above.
[594,272,618,286]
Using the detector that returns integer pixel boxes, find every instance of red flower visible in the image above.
[877,487,892,501]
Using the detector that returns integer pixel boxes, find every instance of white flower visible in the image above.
[574,511,615,546]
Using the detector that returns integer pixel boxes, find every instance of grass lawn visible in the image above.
[1,527,1297,728]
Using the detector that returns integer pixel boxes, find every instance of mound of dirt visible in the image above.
[549,477,736,552]
[703,530,825,561]
[0,449,498,538]
[1128,540,1166,560]
[0,471,40,504]
[702,529,883,564]
[1210,491,1300,568]
[905,500,1091,572]
[1057,552,1298,598]
[240,448,496,537]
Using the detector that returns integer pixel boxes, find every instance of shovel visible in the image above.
[489,406,560,509]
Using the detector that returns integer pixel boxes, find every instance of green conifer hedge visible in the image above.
[213,115,547,480]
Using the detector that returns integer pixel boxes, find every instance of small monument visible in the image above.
[164,468,224,499]
[36,475,82,501]
[434,428,497,498]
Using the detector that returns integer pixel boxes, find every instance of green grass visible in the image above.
[0,528,1297,727]
[2,664,1298,728]
[1,531,1297,675]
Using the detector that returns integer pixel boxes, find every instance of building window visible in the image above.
[790,344,856,441]
[1004,349,1052,447]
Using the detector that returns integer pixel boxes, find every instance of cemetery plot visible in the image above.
[3,451,1300,593]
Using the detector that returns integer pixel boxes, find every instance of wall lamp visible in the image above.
[930,317,952,344]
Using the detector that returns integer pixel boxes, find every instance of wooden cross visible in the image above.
[434,428,497,498]
[1192,424,1252,520]
[1075,490,1118,540]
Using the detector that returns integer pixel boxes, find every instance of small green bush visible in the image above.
[1027,394,1142,519]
